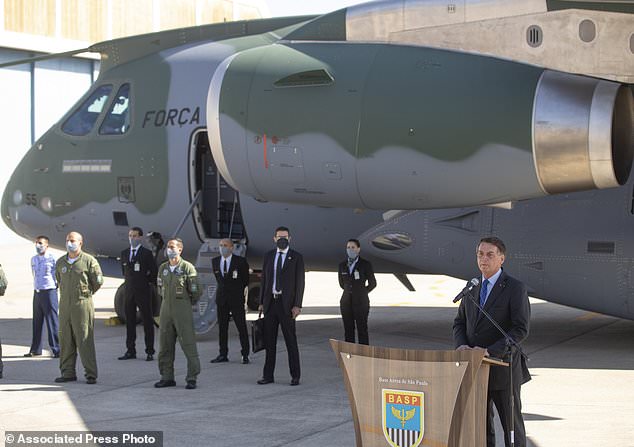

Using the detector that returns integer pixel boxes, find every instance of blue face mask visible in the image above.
[219,246,232,257]
[35,243,46,255]
[66,241,79,252]
[129,238,141,248]
[346,248,359,260]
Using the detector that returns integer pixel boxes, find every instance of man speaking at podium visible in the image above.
[453,237,531,447]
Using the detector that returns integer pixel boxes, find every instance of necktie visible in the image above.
[222,259,227,277]
[275,252,283,293]
[479,279,490,307]
[130,249,136,262]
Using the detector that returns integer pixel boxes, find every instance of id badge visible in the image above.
[134,263,140,272]
[354,270,360,280]
[232,270,238,279]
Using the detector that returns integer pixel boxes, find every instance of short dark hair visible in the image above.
[478,237,506,255]
[274,226,290,236]
[130,226,144,236]
[167,238,183,249]
[347,238,360,248]
[35,235,49,243]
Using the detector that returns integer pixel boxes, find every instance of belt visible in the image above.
[273,292,282,300]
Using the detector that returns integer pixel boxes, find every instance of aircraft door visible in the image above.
[189,129,246,242]
[189,129,247,336]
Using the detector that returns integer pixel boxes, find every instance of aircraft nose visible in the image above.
[1,180,16,234]
[1,146,53,240]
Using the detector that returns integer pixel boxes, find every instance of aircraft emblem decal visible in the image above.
[382,389,424,447]
[117,177,136,203]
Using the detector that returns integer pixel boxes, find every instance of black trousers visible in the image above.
[487,385,526,447]
[340,294,370,345]
[217,302,249,357]
[262,298,300,380]
[125,288,155,355]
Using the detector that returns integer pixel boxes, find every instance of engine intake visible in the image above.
[533,71,634,194]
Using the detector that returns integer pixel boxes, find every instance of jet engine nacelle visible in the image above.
[208,43,633,209]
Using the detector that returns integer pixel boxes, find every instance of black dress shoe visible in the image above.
[290,378,300,386]
[52,352,60,358]
[118,352,136,360]
[86,377,97,385]
[257,378,274,385]
[154,380,176,388]
[146,354,154,361]
[55,376,77,383]
[23,352,41,357]
[185,380,197,390]
[210,355,228,363]
[242,356,249,364]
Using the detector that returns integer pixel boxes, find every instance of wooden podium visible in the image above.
[330,340,507,447]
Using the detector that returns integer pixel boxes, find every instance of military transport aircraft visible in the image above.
[1,0,633,333]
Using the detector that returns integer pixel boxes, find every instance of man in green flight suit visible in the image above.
[54,232,103,385]
[0,263,8,379]
[154,238,202,390]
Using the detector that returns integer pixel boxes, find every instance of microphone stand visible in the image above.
[461,288,528,447]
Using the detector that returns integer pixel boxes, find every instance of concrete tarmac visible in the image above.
[1,240,633,446]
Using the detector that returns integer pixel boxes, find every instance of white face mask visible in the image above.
[166,248,179,259]
[66,241,79,252]
[35,243,46,255]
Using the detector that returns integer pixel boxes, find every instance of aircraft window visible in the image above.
[99,83,131,135]
[61,85,113,136]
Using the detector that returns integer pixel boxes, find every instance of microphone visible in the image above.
[453,278,480,303]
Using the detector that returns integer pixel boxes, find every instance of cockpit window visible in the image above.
[99,83,131,135]
[61,84,113,136]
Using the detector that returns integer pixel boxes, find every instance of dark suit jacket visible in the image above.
[338,257,377,301]
[120,246,157,292]
[212,255,249,307]
[259,249,305,314]
[453,270,531,390]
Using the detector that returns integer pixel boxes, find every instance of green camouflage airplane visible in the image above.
[1,0,633,332]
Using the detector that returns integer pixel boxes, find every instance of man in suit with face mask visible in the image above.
[118,227,158,361]
[210,238,250,364]
[257,226,305,386]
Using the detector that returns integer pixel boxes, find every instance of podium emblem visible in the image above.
[382,389,424,447]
